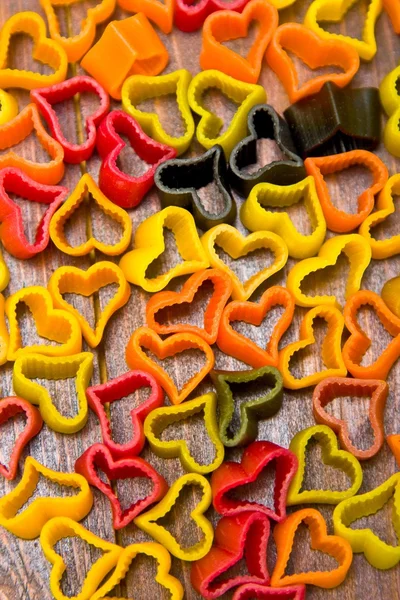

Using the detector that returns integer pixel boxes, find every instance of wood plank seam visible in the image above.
[63,2,119,557]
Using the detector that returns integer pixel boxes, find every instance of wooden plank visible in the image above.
[0,2,117,598]
[0,0,400,598]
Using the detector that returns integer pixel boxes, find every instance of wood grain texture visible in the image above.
[0,0,400,598]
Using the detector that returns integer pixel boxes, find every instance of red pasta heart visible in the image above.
[0,167,67,259]
[96,110,176,208]
[75,443,168,529]
[211,440,298,521]
[0,397,43,480]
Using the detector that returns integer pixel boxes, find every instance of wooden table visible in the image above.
[0,0,400,598]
